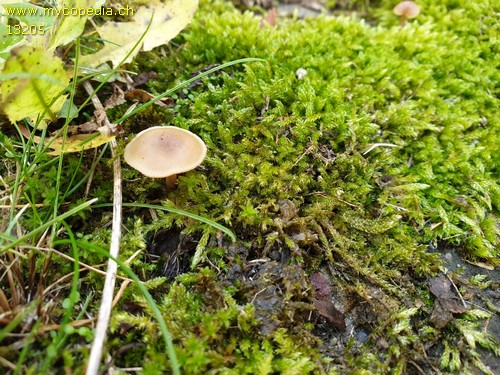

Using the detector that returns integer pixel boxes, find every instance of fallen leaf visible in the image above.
[0,46,69,126]
[124,88,153,102]
[104,84,126,109]
[19,122,117,156]
[133,71,159,87]
[429,275,467,314]
[47,0,101,50]
[463,259,495,270]
[124,88,174,108]
[45,130,116,155]
[1,1,55,52]
[79,0,198,67]
[429,300,454,329]
[62,121,99,136]
[313,299,346,329]
[309,273,331,301]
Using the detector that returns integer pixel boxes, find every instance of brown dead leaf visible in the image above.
[124,88,174,108]
[430,300,454,329]
[429,275,467,314]
[105,84,126,110]
[133,71,159,87]
[313,299,346,329]
[309,273,331,301]
[62,120,99,136]
[124,88,153,103]
[309,272,345,330]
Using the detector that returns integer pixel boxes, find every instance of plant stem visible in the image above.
[83,81,122,375]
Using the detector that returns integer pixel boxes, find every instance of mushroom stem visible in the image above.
[165,174,177,191]
[400,15,407,26]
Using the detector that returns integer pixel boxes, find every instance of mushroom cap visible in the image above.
[393,1,420,18]
[124,126,207,178]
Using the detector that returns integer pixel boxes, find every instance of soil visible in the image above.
[148,223,500,373]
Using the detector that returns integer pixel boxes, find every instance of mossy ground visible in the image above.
[0,0,499,373]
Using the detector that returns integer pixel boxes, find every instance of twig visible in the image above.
[112,280,131,308]
[446,273,468,309]
[83,81,123,375]
[0,356,16,371]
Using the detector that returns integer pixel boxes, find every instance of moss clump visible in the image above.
[135,0,498,264]
[124,0,498,372]
[109,268,322,374]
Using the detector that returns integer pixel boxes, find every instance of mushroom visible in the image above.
[393,1,420,26]
[124,126,207,190]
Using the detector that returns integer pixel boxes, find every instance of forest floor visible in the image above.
[0,0,498,373]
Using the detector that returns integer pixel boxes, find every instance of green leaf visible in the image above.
[47,0,103,50]
[0,24,23,52]
[1,2,54,27]
[0,24,23,70]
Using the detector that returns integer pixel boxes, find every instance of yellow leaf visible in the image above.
[79,0,198,67]
[46,128,115,155]
[18,123,115,155]
[0,46,69,125]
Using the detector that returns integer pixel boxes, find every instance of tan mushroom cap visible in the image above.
[393,1,420,18]
[124,126,207,178]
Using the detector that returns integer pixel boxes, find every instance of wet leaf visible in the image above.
[429,275,467,328]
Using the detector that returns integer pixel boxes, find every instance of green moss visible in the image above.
[1,0,498,373]
[109,269,321,374]
[135,0,498,261]
[123,0,497,371]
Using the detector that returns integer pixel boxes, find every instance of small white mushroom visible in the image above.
[296,68,308,79]
[124,126,207,190]
[393,1,420,26]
